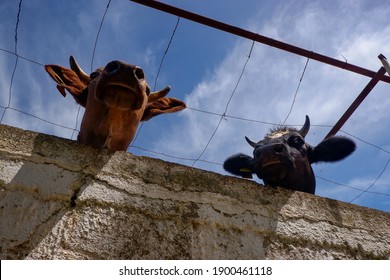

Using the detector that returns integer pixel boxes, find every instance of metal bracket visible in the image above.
[379,54,390,76]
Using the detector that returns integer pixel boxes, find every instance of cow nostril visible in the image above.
[105,61,120,74]
[273,144,285,154]
[134,67,145,80]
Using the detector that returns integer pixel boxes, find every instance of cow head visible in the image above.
[45,56,186,151]
[223,116,356,194]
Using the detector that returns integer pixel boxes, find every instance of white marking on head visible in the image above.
[265,130,290,140]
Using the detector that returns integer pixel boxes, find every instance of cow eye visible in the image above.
[90,72,100,79]
[288,136,304,148]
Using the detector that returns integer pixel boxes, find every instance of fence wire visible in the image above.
[191,41,255,167]
[131,16,181,146]
[0,0,22,124]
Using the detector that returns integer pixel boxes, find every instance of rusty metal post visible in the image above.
[131,0,390,84]
[324,66,387,139]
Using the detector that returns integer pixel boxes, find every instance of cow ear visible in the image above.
[223,153,254,179]
[44,64,89,107]
[309,136,356,164]
[141,97,186,121]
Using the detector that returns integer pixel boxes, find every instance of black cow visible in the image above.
[223,116,356,194]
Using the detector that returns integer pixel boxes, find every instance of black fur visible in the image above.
[309,136,356,163]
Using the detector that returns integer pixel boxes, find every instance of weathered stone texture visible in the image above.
[0,124,389,259]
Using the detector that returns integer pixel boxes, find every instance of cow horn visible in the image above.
[298,115,310,137]
[69,56,90,84]
[245,136,258,148]
[148,86,171,103]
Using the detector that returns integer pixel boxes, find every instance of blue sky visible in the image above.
[1,0,390,212]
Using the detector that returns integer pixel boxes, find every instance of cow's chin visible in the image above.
[98,86,146,110]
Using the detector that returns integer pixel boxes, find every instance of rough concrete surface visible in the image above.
[0,124,389,259]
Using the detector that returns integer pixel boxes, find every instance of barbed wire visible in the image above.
[191,41,256,167]
[350,158,390,202]
[340,130,390,154]
[131,145,221,166]
[317,175,390,198]
[153,17,181,92]
[0,47,44,67]
[0,45,79,132]
[91,0,112,72]
[283,58,310,125]
[131,16,181,147]
[0,0,23,124]
[0,106,77,132]
[1,1,389,207]
[68,0,114,141]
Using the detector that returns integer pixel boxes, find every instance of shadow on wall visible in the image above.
[0,126,115,259]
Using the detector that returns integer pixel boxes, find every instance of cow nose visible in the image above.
[254,143,286,158]
[105,61,121,74]
[272,143,286,154]
[104,62,145,81]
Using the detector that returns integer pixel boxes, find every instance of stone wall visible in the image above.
[0,124,389,259]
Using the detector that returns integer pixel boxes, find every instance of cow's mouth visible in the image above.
[260,160,284,168]
[255,159,293,182]
[100,83,144,110]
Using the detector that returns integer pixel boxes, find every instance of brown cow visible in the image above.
[223,116,356,194]
[45,56,186,151]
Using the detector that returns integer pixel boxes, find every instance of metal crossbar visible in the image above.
[131,0,390,84]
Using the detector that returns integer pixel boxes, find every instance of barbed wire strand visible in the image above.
[340,130,390,154]
[132,145,220,165]
[317,176,390,197]
[91,0,112,72]
[0,0,23,124]
[0,106,76,131]
[70,0,112,141]
[282,58,310,125]
[70,106,82,140]
[188,106,330,128]
[191,41,255,167]
[0,48,44,66]
[131,16,181,147]
[153,17,181,91]
[350,158,390,202]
